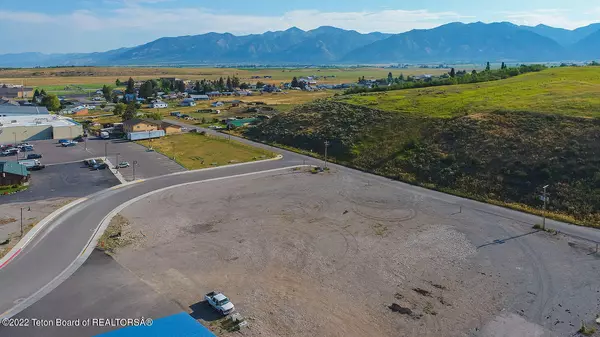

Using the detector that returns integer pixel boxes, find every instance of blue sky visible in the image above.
[0,0,598,53]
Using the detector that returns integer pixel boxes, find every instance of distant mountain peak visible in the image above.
[0,21,598,67]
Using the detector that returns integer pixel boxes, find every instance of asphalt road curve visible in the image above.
[0,153,306,318]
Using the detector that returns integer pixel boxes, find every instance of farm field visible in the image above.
[0,66,449,89]
[137,133,276,170]
[338,67,600,118]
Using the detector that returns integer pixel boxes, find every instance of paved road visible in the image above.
[0,119,598,325]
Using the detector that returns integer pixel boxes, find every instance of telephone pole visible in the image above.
[323,140,330,169]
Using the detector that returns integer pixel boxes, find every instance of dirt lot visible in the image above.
[0,198,74,257]
[112,168,599,337]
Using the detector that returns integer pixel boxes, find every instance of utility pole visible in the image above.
[20,206,30,237]
[132,160,137,180]
[323,140,330,169]
[542,185,549,230]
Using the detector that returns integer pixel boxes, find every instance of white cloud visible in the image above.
[502,9,595,29]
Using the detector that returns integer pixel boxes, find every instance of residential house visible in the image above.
[0,161,29,186]
[189,94,209,101]
[180,98,196,107]
[122,119,161,133]
[207,91,222,97]
[211,101,224,107]
[124,93,136,102]
[161,121,182,134]
[150,101,168,109]
[123,118,182,135]
[0,86,33,99]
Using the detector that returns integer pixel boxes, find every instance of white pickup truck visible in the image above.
[205,291,235,315]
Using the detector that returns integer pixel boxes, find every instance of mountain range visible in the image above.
[1,22,599,67]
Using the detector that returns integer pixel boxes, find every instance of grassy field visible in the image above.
[139,90,331,121]
[139,133,276,170]
[0,66,449,89]
[338,67,600,118]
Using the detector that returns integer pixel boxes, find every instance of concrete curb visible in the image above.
[0,197,88,271]
[0,164,308,320]
[0,155,285,274]
[103,158,127,184]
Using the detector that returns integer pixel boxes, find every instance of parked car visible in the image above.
[2,148,19,156]
[62,141,77,147]
[117,161,130,168]
[29,164,46,171]
[205,291,235,315]
[90,163,108,170]
[58,139,70,144]
[19,145,34,152]
[27,153,42,159]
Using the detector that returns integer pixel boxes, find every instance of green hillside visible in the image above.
[247,67,600,227]
[338,67,600,118]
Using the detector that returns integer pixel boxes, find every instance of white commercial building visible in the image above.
[0,115,83,143]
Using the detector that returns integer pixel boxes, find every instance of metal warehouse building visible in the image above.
[0,114,83,143]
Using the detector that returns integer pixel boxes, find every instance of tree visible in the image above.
[41,94,61,111]
[226,76,232,91]
[398,73,404,81]
[239,83,249,90]
[291,77,299,88]
[256,81,265,89]
[449,68,456,78]
[101,85,112,101]
[231,76,240,88]
[113,102,125,116]
[33,89,40,98]
[387,72,393,84]
[125,77,135,94]
[472,69,478,75]
[139,81,154,98]
[40,89,47,96]
[218,77,225,90]
[145,112,162,120]
[501,62,507,70]
[115,79,121,87]
[195,81,201,93]
[122,101,137,121]
[176,80,186,93]
[485,62,491,71]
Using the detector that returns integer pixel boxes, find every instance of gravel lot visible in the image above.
[113,168,600,337]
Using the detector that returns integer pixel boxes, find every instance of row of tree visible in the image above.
[347,64,547,94]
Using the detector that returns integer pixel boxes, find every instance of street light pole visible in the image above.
[542,185,549,230]
[13,132,17,160]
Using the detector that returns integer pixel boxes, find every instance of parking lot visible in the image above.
[1,162,119,203]
[10,137,185,181]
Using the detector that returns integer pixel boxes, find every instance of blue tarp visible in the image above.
[95,312,216,337]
